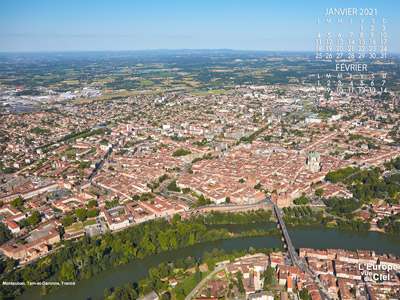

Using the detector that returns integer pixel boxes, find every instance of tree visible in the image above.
[104,288,112,298]
[196,194,212,207]
[58,225,65,236]
[206,289,211,298]
[171,214,181,223]
[75,208,87,222]
[300,288,311,300]
[61,261,77,281]
[254,183,262,189]
[87,209,99,218]
[87,200,98,208]
[207,260,215,271]
[294,193,309,205]
[0,259,6,274]
[323,197,361,216]
[264,266,277,287]
[316,188,324,197]
[167,181,181,192]
[6,258,15,271]
[62,216,75,227]
[237,271,245,294]
[225,197,230,203]
[9,197,23,208]
[0,223,12,245]
[27,211,41,226]
[160,292,171,300]
[194,262,202,282]
[17,218,29,228]
[172,149,192,157]
[325,167,359,183]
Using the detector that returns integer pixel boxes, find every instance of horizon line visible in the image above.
[0,49,312,53]
[0,49,399,55]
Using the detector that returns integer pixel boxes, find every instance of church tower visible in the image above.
[306,152,321,173]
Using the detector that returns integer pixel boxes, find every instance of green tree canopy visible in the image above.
[0,223,12,245]
[27,211,41,226]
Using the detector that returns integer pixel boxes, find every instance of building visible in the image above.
[249,290,274,300]
[305,117,322,124]
[271,192,291,208]
[137,291,159,300]
[6,220,20,234]
[306,152,321,173]
[0,228,60,261]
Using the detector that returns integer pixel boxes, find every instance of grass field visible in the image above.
[173,105,191,110]
[370,198,380,204]
[140,80,154,85]
[299,100,311,104]
[174,271,210,296]
[65,223,84,234]
[83,219,97,227]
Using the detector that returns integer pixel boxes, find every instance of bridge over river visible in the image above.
[272,201,332,300]
[273,203,305,271]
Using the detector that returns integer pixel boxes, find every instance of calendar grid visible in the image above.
[315,8,388,95]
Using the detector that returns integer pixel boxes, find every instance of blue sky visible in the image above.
[0,0,399,52]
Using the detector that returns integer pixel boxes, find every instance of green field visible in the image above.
[83,219,97,227]
[299,100,311,104]
[370,198,380,204]
[140,80,154,85]
[173,105,191,110]
[95,77,115,82]
[174,271,210,296]
[65,223,84,234]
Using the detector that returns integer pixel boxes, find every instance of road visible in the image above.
[273,203,304,271]
[184,264,225,300]
[157,177,174,195]
[88,144,114,180]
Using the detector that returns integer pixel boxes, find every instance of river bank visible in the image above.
[16,223,400,300]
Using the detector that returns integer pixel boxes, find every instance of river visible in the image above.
[17,223,400,300]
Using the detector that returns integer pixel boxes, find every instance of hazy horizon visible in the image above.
[1,0,399,53]
[0,49,399,56]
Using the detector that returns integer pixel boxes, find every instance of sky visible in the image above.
[0,0,399,52]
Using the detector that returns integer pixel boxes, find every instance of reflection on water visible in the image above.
[206,221,276,233]
[17,223,400,300]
